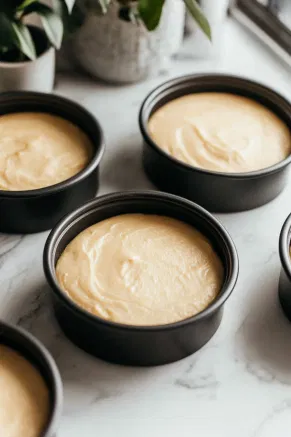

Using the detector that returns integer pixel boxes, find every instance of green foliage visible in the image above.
[184,0,211,39]
[12,21,37,59]
[96,0,211,39]
[138,0,165,31]
[0,0,211,63]
[0,0,76,62]
[52,0,84,36]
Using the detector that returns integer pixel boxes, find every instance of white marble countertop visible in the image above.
[1,18,291,437]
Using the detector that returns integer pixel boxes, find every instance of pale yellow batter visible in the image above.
[148,93,291,173]
[56,214,224,326]
[0,112,92,191]
[0,344,50,437]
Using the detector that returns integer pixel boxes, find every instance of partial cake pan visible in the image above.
[0,320,63,437]
[0,92,105,233]
[44,191,239,366]
[279,212,291,321]
[139,74,291,212]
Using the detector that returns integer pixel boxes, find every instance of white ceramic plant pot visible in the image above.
[73,0,185,83]
[0,33,55,93]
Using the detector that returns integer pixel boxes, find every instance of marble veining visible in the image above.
[252,399,291,437]
[1,18,291,437]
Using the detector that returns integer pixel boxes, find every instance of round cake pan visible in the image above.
[0,320,63,437]
[0,92,105,233]
[43,191,239,366]
[139,74,291,212]
[279,212,291,321]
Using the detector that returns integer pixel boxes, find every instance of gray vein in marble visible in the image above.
[175,372,218,390]
[89,387,123,405]
[0,234,23,261]
[174,346,220,393]
[15,286,47,329]
[245,362,275,384]
[263,250,277,266]
[2,268,28,304]
[252,399,291,437]
[234,265,291,386]
[242,233,255,244]
[2,277,52,336]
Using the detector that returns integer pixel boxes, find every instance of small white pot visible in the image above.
[72,0,185,83]
[0,43,55,93]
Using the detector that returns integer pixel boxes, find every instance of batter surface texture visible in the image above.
[148,93,291,173]
[56,214,224,326]
[0,112,92,190]
[0,344,50,437]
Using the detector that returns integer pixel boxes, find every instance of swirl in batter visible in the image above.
[0,345,50,437]
[148,93,291,173]
[56,214,224,326]
[0,112,92,190]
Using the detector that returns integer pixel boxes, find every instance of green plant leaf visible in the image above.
[0,1,23,9]
[17,0,38,11]
[40,7,64,49]
[98,0,111,14]
[184,0,211,40]
[52,0,69,25]
[0,13,17,48]
[22,3,64,48]
[138,0,165,31]
[63,0,75,13]
[53,0,76,14]
[0,1,21,16]
[52,0,83,36]
[12,22,36,59]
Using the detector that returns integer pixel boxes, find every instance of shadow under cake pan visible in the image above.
[279,212,291,321]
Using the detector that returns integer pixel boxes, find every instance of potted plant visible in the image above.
[72,0,210,83]
[0,0,75,92]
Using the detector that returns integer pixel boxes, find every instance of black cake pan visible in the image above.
[0,92,105,233]
[139,74,291,212]
[0,320,63,437]
[44,191,239,366]
[279,212,291,321]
